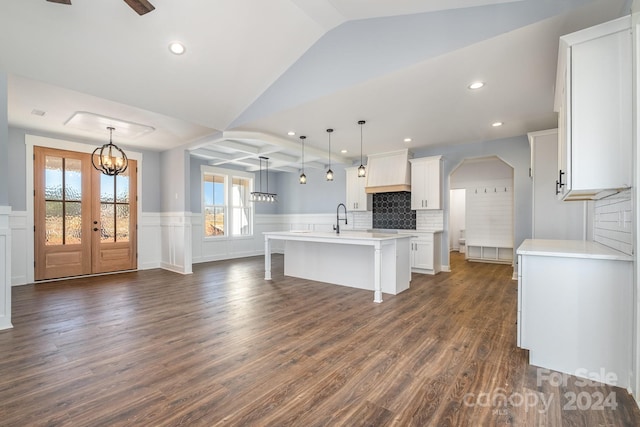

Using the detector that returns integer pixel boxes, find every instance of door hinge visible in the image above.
[34,261,36,268]
[33,190,36,197]
[33,225,36,232]
[33,154,35,160]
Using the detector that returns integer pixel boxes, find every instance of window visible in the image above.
[202,166,253,238]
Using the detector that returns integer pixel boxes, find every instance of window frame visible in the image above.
[201,165,254,240]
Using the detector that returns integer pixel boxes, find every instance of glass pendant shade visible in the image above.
[299,135,307,185]
[357,120,366,178]
[92,126,128,176]
[326,128,334,181]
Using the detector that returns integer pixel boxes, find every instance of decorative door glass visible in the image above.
[44,156,83,245]
[100,168,132,243]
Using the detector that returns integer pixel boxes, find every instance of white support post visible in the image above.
[264,235,272,280]
[373,241,383,303]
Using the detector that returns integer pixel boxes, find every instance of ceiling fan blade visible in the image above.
[123,0,155,15]
[47,0,72,4]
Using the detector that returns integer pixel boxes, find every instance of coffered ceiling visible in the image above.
[0,0,632,172]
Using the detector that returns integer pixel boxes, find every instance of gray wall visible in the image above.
[140,150,161,212]
[0,73,8,206]
[413,135,532,268]
[7,126,162,212]
[275,167,347,214]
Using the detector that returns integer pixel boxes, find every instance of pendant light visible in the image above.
[250,156,277,203]
[326,128,334,181]
[299,135,307,184]
[92,126,129,176]
[357,120,366,178]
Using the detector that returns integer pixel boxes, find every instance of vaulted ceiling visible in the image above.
[0,0,632,172]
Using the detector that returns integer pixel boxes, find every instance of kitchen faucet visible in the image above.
[334,203,348,234]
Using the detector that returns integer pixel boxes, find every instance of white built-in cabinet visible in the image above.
[399,231,442,274]
[345,167,371,211]
[517,240,632,388]
[409,156,442,210]
[528,129,585,240]
[554,16,632,200]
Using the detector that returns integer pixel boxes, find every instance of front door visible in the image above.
[34,146,137,280]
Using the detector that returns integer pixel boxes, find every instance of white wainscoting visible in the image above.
[0,206,13,329]
[9,211,28,286]
[160,212,192,274]
[139,212,162,270]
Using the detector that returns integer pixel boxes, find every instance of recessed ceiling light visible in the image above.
[169,42,186,55]
[287,131,296,136]
[468,81,484,90]
[404,138,412,143]
[341,149,348,154]
[31,109,46,117]
[492,121,503,127]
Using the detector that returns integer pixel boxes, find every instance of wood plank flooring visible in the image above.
[1,252,639,426]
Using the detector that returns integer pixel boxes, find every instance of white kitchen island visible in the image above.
[263,231,411,303]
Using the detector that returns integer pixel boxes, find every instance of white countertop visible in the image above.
[517,239,632,261]
[264,230,411,242]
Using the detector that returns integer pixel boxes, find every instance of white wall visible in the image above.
[449,189,466,251]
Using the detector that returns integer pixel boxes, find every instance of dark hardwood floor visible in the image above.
[1,252,639,426]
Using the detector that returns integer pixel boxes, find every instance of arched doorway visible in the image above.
[449,156,514,266]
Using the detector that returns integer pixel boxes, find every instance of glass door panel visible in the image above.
[35,148,92,280]
[92,160,137,274]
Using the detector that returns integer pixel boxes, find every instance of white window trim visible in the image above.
[201,165,254,240]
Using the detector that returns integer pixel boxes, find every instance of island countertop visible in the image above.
[263,230,411,242]
[516,239,632,261]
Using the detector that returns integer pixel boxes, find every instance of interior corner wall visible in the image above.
[0,71,11,329]
[0,72,8,206]
[161,147,188,213]
[413,135,532,269]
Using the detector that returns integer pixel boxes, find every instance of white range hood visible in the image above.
[364,149,412,194]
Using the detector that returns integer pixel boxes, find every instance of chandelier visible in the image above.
[250,156,277,203]
[91,126,129,176]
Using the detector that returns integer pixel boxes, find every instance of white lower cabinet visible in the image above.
[517,240,632,388]
[400,231,442,275]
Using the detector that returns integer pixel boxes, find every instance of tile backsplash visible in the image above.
[594,189,633,255]
[372,192,416,229]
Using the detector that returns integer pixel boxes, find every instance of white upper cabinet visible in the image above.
[410,156,442,210]
[554,16,632,200]
[345,167,371,211]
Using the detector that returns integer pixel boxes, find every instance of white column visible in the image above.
[373,241,383,303]
[264,236,272,280]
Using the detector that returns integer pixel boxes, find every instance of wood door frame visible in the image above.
[34,147,93,280]
[26,134,143,283]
